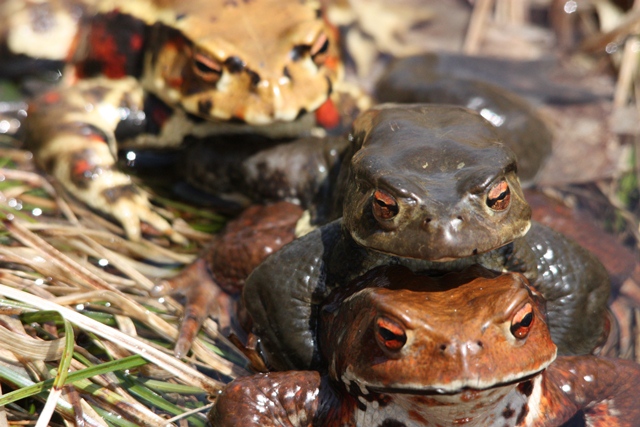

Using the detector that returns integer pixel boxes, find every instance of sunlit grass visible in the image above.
[0,141,245,426]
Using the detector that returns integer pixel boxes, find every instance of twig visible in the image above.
[463,0,495,54]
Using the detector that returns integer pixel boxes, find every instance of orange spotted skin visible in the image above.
[3,0,366,357]
[77,11,147,79]
[4,0,342,123]
[315,98,341,129]
[1,0,351,243]
[212,267,640,427]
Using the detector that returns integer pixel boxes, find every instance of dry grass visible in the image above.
[0,142,249,426]
[0,0,639,425]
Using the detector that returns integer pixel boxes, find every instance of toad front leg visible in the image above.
[153,135,348,357]
[154,201,304,358]
[27,76,183,242]
[532,356,640,427]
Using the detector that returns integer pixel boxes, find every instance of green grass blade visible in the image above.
[0,354,148,406]
[52,318,75,388]
[91,406,143,427]
[122,375,206,427]
[136,378,207,395]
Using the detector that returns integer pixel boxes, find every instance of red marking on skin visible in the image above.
[315,98,340,129]
[374,189,396,207]
[324,55,340,71]
[167,76,184,88]
[72,158,95,179]
[130,33,143,51]
[377,317,403,336]
[42,92,61,104]
[88,133,106,143]
[88,22,127,78]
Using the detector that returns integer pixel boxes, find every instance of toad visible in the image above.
[243,104,609,370]
[2,0,344,240]
[213,265,639,427]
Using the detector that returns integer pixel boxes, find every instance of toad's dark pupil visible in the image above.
[519,312,533,327]
[379,327,401,342]
[195,59,220,74]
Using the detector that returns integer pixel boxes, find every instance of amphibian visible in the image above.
[215,266,637,427]
[243,104,610,370]
[1,0,343,240]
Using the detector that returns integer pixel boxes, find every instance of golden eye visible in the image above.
[193,52,222,83]
[372,189,399,221]
[310,32,329,66]
[375,316,407,351]
[487,180,510,211]
[510,303,534,339]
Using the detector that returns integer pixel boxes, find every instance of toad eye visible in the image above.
[372,189,399,221]
[510,303,534,339]
[193,53,222,83]
[375,317,407,351]
[310,33,329,66]
[486,180,511,211]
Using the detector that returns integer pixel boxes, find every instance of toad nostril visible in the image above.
[296,108,307,120]
[224,56,245,73]
[283,66,292,80]
[477,341,483,348]
[424,218,432,227]
[439,344,447,353]
[247,70,261,87]
[456,216,463,221]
